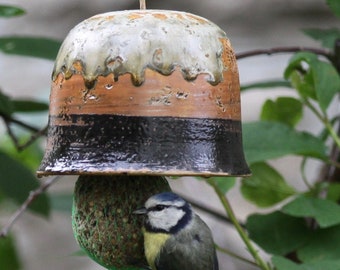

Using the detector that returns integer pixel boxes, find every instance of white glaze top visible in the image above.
[53,10,230,86]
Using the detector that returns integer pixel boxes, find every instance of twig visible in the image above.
[15,125,48,151]
[215,244,258,267]
[178,193,246,228]
[0,112,41,133]
[207,179,272,270]
[2,115,47,151]
[236,46,332,60]
[0,176,60,238]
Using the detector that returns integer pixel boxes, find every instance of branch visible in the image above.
[215,244,258,267]
[236,46,332,60]
[2,114,48,151]
[0,176,60,238]
[179,193,246,228]
[0,112,41,133]
[15,125,48,151]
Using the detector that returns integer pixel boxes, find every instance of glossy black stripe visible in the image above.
[39,114,250,175]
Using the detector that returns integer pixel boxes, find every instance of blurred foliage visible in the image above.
[207,0,340,269]
[0,235,21,270]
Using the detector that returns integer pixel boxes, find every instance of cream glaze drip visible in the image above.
[52,10,230,89]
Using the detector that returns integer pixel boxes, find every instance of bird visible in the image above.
[134,192,219,270]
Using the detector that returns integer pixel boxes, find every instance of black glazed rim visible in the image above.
[37,114,251,177]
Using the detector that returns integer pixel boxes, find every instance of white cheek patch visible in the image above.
[148,207,185,232]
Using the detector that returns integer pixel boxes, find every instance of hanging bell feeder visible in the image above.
[37,8,251,270]
[37,10,250,177]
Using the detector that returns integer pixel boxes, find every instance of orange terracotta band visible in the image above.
[50,68,241,125]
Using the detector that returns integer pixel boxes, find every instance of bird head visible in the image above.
[134,192,193,234]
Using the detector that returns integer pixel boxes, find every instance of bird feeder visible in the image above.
[37,8,250,270]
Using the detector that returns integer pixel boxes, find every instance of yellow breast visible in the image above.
[143,229,170,270]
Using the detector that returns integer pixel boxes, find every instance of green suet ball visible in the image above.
[72,175,171,269]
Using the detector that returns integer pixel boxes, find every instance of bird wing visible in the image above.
[154,215,218,270]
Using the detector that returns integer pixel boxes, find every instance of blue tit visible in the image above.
[134,192,219,270]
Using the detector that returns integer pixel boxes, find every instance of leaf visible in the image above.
[241,162,296,207]
[246,211,311,255]
[327,0,340,18]
[209,177,236,194]
[50,193,73,213]
[289,69,317,100]
[327,183,340,202]
[197,176,236,194]
[297,225,340,263]
[272,256,302,270]
[285,52,318,99]
[0,37,61,60]
[0,235,21,270]
[0,151,50,217]
[242,121,327,164]
[286,52,320,73]
[12,99,49,113]
[303,28,340,49]
[282,196,340,228]
[272,256,340,270]
[284,52,340,112]
[313,60,340,112]
[241,80,292,92]
[0,5,25,17]
[0,138,44,172]
[0,91,14,116]
[260,97,303,127]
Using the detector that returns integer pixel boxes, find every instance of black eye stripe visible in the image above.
[148,205,182,212]
[149,205,167,211]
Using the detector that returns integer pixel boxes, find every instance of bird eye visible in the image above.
[154,205,166,211]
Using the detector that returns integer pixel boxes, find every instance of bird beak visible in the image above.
[133,207,147,215]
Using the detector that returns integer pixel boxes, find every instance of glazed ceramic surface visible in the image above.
[37,10,250,177]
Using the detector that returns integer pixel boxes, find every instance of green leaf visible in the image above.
[327,0,340,18]
[242,121,327,164]
[12,99,49,113]
[241,80,292,92]
[50,193,73,213]
[327,183,340,202]
[260,97,303,127]
[303,28,340,49]
[209,177,236,194]
[0,91,14,116]
[313,60,340,112]
[272,256,340,270]
[0,235,21,270]
[284,52,340,112]
[297,225,340,262]
[0,37,61,60]
[289,69,317,100]
[0,151,50,217]
[246,211,311,255]
[282,196,340,228]
[0,5,25,17]
[272,256,302,270]
[285,52,318,100]
[241,162,296,207]
[0,138,44,172]
[197,176,236,194]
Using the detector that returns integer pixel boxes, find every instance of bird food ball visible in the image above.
[72,175,171,269]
